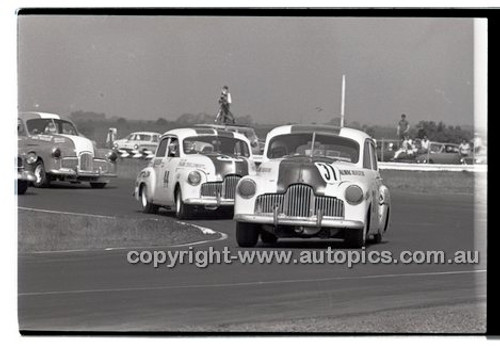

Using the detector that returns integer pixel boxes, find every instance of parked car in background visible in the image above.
[415,142,462,164]
[18,112,117,188]
[16,153,36,195]
[233,124,391,248]
[134,126,256,219]
[113,131,160,153]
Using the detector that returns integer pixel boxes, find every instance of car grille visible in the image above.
[79,153,93,171]
[255,184,344,218]
[61,157,78,170]
[201,175,241,200]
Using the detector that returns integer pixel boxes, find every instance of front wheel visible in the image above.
[175,188,192,219]
[260,230,278,245]
[17,180,29,195]
[140,184,159,214]
[345,228,366,248]
[236,222,259,247]
[33,160,50,188]
[90,182,107,189]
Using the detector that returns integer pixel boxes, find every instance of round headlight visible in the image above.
[51,147,61,158]
[106,150,118,162]
[237,178,257,199]
[345,184,364,205]
[26,152,38,164]
[187,171,202,186]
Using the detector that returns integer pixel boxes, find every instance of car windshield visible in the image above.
[26,118,78,136]
[267,133,359,163]
[183,135,250,157]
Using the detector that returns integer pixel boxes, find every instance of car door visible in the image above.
[153,136,180,205]
[152,137,171,204]
[363,139,379,233]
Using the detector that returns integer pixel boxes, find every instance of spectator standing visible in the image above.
[459,139,472,156]
[106,128,117,149]
[216,85,235,124]
[396,114,410,140]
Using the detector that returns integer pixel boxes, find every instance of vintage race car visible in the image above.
[16,153,37,195]
[18,112,117,188]
[113,131,160,153]
[134,127,256,219]
[233,124,391,248]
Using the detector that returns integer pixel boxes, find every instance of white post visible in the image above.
[340,74,346,127]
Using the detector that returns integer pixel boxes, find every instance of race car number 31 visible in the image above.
[314,162,338,184]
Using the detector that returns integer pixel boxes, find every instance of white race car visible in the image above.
[233,124,391,248]
[134,127,256,219]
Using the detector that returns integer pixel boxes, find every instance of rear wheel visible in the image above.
[140,184,159,214]
[33,160,50,188]
[236,222,259,247]
[90,182,107,189]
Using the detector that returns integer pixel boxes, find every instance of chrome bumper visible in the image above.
[17,171,36,182]
[184,197,235,207]
[234,213,364,229]
[49,168,117,178]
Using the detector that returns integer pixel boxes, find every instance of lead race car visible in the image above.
[18,112,117,188]
[134,127,256,219]
[233,124,391,248]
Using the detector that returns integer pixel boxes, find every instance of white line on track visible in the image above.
[19,269,486,297]
[19,207,228,254]
[18,207,117,220]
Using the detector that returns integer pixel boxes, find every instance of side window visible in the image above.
[363,141,371,169]
[167,137,180,158]
[370,142,378,170]
[156,137,169,158]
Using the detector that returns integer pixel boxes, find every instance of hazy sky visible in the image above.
[18,15,475,126]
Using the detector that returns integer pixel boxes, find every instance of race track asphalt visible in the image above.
[17,178,486,332]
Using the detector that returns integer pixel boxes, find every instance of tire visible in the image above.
[140,184,159,214]
[345,228,366,248]
[236,222,259,247]
[90,182,107,189]
[260,230,278,245]
[175,188,192,219]
[17,180,28,195]
[346,211,368,248]
[33,160,50,188]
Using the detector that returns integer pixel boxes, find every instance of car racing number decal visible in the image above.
[314,162,337,184]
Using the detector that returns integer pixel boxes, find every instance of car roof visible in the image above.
[266,124,373,143]
[194,123,256,132]
[129,131,160,135]
[161,127,250,143]
[19,111,62,120]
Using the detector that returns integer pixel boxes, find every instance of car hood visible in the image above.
[195,153,250,180]
[58,134,95,154]
[258,155,364,195]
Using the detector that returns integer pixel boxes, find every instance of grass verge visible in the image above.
[380,170,478,195]
[18,210,219,253]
